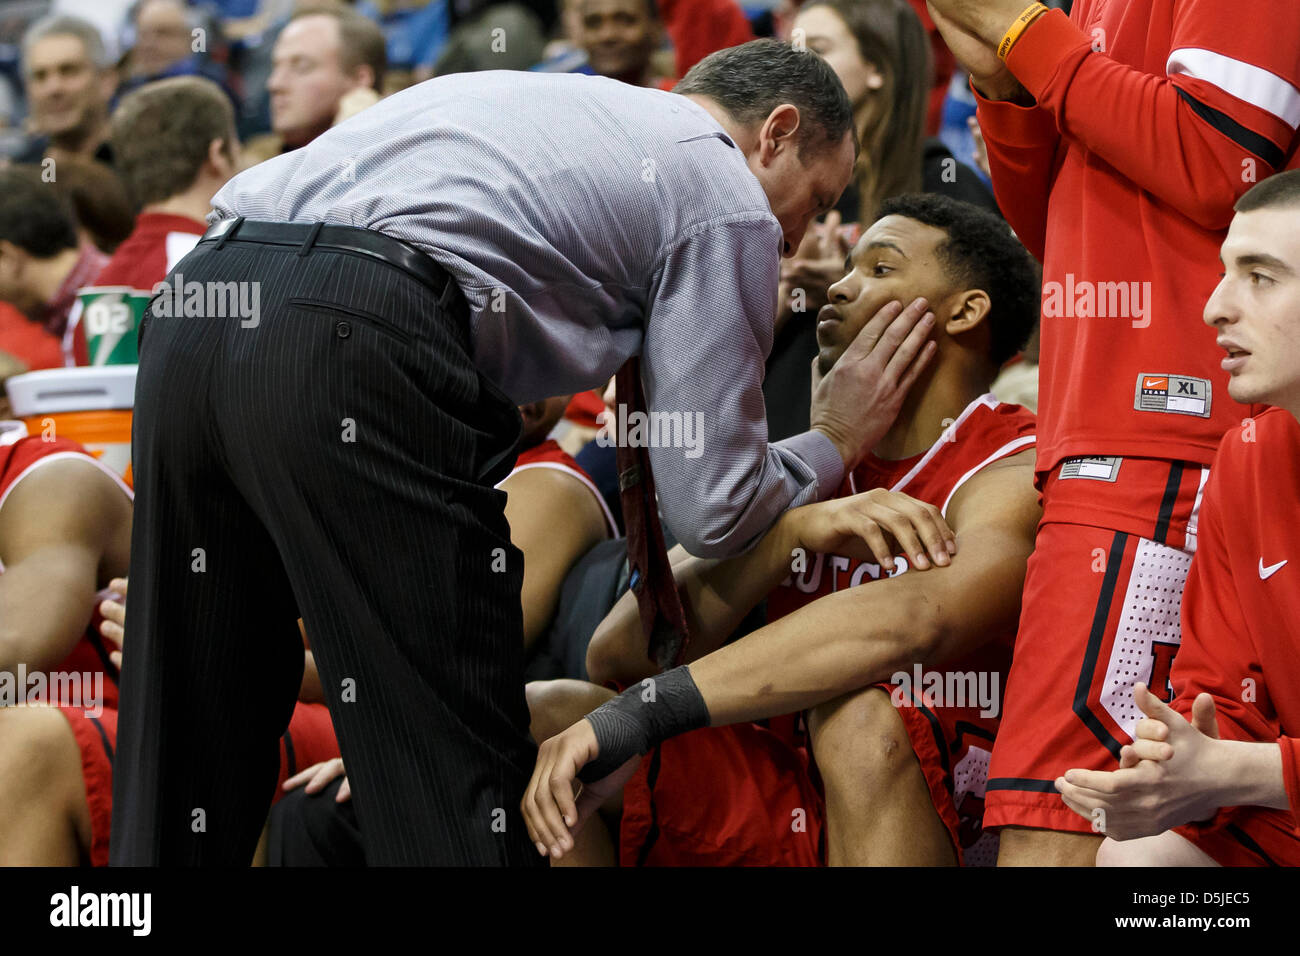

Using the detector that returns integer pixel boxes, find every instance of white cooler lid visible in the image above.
[5,365,138,416]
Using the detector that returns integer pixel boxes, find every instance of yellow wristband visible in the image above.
[997,2,1049,61]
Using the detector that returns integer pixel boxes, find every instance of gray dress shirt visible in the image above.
[210,70,844,556]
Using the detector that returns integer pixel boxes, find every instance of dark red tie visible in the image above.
[614,357,692,670]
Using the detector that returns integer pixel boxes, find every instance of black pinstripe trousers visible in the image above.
[109,233,542,865]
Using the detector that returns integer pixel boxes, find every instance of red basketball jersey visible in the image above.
[767,393,1037,622]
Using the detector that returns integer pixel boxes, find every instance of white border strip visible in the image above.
[1168,47,1300,129]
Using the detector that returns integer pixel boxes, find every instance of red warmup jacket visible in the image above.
[975,1,1300,478]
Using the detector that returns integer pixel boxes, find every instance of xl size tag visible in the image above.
[1134,374,1212,418]
[1059,456,1122,482]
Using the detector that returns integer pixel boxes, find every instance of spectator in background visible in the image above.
[117,0,237,105]
[240,4,386,166]
[537,0,753,82]
[574,0,667,89]
[64,76,240,367]
[48,157,137,255]
[777,0,953,135]
[794,0,993,225]
[15,15,117,166]
[0,167,107,364]
[429,1,547,78]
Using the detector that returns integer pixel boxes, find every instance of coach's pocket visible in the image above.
[288,297,415,348]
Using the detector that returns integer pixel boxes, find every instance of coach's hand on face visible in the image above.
[810,296,937,473]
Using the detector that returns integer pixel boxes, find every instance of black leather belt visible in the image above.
[199,217,458,305]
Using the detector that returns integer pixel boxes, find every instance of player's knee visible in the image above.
[1097,831,1206,867]
[810,687,913,788]
[525,679,615,744]
[996,826,1101,866]
[0,706,79,796]
[1095,836,1139,867]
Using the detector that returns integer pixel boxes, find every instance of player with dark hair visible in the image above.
[1056,170,1300,867]
[0,167,106,360]
[522,194,1043,865]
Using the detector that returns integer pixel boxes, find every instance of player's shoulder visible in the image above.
[981,397,1037,437]
[946,395,1037,470]
[1214,407,1299,475]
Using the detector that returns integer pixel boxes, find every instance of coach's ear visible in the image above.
[943,288,992,338]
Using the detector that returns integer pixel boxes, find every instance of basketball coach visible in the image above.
[110,39,936,865]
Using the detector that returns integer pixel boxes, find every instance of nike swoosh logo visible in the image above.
[1260,558,1288,580]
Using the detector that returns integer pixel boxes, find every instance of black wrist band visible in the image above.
[578,666,710,783]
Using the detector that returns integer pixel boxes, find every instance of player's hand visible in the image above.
[1118,686,1219,768]
[927,2,1029,103]
[927,0,1034,45]
[522,718,639,861]
[790,488,956,572]
[1055,684,1224,839]
[283,757,351,802]
[810,296,937,471]
[98,577,128,669]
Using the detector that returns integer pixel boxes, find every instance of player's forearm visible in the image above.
[974,93,1058,260]
[688,580,941,726]
[1209,739,1290,811]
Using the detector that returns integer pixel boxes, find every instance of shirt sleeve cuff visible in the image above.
[1279,737,1300,832]
[973,80,1059,145]
[1003,7,1095,101]
[774,429,844,502]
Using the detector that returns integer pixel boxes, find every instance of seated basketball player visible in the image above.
[522,194,1043,865]
[1056,171,1300,867]
[0,420,339,865]
[0,421,132,865]
[503,395,618,652]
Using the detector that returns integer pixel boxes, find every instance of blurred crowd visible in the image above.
[0,0,1052,400]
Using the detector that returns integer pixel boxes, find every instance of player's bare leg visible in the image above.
[1096,831,1219,867]
[996,826,1101,866]
[0,707,92,865]
[809,687,957,866]
[526,679,620,866]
